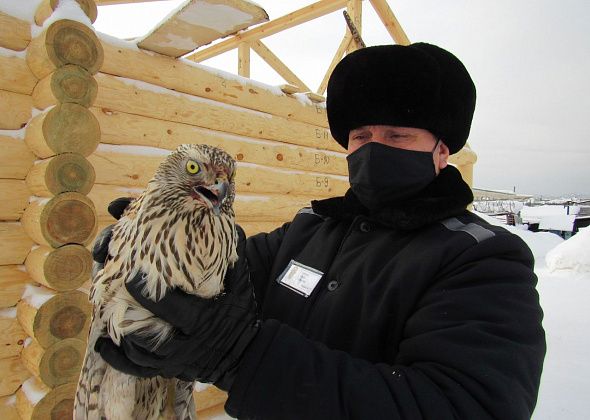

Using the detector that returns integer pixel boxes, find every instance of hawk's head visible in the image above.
[153,144,236,216]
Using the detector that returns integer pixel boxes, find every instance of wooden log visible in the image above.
[0,223,34,265]
[0,12,31,51]
[197,403,228,419]
[17,287,91,348]
[0,135,36,179]
[0,179,29,221]
[0,54,37,95]
[0,89,32,130]
[88,146,348,197]
[32,64,97,110]
[95,73,340,152]
[21,192,98,248]
[21,338,86,387]
[35,0,98,26]
[26,153,96,197]
[26,19,103,80]
[90,108,348,176]
[0,313,27,359]
[0,357,29,397]
[25,245,92,292]
[0,266,29,309]
[24,103,100,158]
[16,377,76,420]
[89,184,311,223]
[99,38,328,128]
[0,395,19,420]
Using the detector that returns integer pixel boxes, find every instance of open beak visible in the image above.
[192,179,228,216]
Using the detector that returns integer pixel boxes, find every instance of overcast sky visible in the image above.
[94,0,590,198]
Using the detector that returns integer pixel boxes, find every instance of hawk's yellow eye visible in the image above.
[186,160,200,174]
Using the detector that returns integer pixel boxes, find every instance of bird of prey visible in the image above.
[74,144,238,419]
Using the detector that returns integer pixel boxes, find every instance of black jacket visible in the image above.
[225,166,546,419]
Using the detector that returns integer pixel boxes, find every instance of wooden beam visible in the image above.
[317,33,352,95]
[0,90,31,130]
[0,315,27,358]
[0,180,29,221]
[250,40,310,91]
[0,357,29,397]
[346,0,363,53]
[0,223,33,266]
[0,135,36,179]
[0,55,37,96]
[187,0,349,62]
[0,266,29,309]
[368,0,410,45]
[238,43,251,78]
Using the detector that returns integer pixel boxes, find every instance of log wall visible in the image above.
[0,1,477,418]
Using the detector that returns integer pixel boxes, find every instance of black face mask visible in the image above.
[346,142,437,210]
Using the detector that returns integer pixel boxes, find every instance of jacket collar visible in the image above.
[311,165,473,230]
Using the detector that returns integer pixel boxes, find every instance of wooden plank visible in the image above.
[94,72,341,152]
[0,55,37,95]
[0,90,31,130]
[346,0,363,53]
[250,40,310,91]
[88,145,348,197]
[137,0,269,58]
[99,37,329,128]
[0,12,30,51]
[187,0,349,62]
[368,0,410,45]
[90,107,348,176]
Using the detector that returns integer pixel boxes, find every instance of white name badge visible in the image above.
[277,260,324,298]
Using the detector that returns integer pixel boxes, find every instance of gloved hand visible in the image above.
[92,197,133,270]
[94,226,260,392]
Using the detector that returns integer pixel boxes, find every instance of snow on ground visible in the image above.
[477,213,589,419]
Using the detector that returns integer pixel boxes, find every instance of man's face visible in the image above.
[347,125,450,174]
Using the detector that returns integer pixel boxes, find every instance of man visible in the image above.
[96,43,546,419]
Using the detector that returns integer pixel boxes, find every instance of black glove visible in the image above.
[95,227,260,392]
[92,197,133,269]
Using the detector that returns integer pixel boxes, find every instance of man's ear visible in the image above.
[437,141,450,171]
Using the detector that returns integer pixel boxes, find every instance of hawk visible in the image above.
[75,144,238,419]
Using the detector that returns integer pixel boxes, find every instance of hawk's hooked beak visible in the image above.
[193,179,228,216]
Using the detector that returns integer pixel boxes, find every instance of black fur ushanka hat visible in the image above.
[326,43,476,154]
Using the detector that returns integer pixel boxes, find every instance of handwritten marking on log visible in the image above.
[0,179,29,221]
[21,192,98,248]
[0,12,30,51]
[25,103,100,158]
[95,73,340,152]
[0,135,35,179]
[0,89,31,130]
[99,38,328,128]
[0,54,37,95]
[27,19,103,80]
[17,288,91,348]
[0,267,29,309]
[26,153,96,197]
[16,378,76,420]
[137,0,269,58]
[32,64,98,110]
[21,338,86,387]
[0,223,33,266]
[25,245,92,292]
[90,108,347,175]
[35,0,98,26]
[0,316,27,358]
[0,357,29,397]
